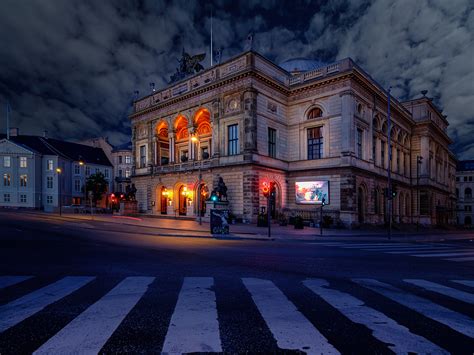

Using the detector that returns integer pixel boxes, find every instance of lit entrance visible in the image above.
[197,183,209,217]
[179,185,188,215]
[160,187,168,214]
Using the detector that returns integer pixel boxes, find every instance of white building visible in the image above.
[456,160,474,226]
[0,130,112,211]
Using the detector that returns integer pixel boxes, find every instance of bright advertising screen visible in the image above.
[295,181,329,204]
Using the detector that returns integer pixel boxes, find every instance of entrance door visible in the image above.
[160,187,167,214]
[358,187,365,223]
[198,184,208,217]
[179,185,187,215]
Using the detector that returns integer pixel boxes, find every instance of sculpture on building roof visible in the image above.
[170,49,206,83]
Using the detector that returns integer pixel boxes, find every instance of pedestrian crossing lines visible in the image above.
[0,275,473,353]
[317,241,474,262]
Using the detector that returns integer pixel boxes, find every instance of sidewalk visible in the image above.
[19,210,474,243]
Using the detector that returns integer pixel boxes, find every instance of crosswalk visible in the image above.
[316,241,474,262]
[0,275,473,353]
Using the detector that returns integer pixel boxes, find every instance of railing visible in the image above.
[288,62,341,86]
[153,159,211,174]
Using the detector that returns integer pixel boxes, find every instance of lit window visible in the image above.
[140,145,147,168]
[4,193,10,202]
[3,173,10,186]
[20,174,27,187]
[47,159,53,171]
[228,124,239,156]
[47,195,53,204]
[307,127,323,160]
[125,168,131,178]
[356,128,363,159]
[47,176,53,189]
[20,194,27,203]
[125,156,131,164]
[307,107,322,119]
[4,156,11,167]
[268,128,276,158]
[74,179,81,192]
[20,157,27,168]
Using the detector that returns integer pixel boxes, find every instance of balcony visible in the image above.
[153,159,212,174]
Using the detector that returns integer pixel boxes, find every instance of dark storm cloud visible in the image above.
[0,0,472,159]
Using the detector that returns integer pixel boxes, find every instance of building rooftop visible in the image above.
[112,141,132,152]
[0,134,113,166]
[279,58,327,75]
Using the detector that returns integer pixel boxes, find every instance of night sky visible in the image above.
[0,0,472,158]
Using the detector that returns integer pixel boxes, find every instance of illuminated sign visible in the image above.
[295,181,329,204]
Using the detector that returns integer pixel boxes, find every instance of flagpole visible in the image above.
[210,8,213,67]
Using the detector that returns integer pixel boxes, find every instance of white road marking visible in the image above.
[0,276,95,333]
[452,280,474,288]
[34,276,154,354]
[0,276,32,289]
[412,251,474,257]
[243,278,339,354]
[304,279,447,354]
[446,256,474,262]
[162,277,222,354]
[341,244,415,249]
[359,245,441,250]
[387,248,456,254]
[353,278,474,338]
[404,279,474,304]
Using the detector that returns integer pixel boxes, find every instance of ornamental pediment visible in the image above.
[0,139,35,155]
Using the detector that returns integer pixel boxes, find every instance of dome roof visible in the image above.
[279,58,327,74]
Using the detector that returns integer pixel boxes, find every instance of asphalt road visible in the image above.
[0,210,473,354]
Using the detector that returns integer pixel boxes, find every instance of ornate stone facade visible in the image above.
[129,51,456,226]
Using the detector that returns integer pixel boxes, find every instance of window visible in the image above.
[118,169,123,178]
[228,124,239,156]
[47,159,53,171]
[464,205,472,212]
[95,168,100,174]
[470,176,473,182]
[125,156,131,164]
[396,150,400,173]
[307,127,323,160]
[381,141,386,168]
[356,128,363,158]
[307,107,322,119]
[268,127,276,158]
[4,194,10,202]
[20,194,27,203]
[3,156,11,167]
[125,168,131,178]
[201,146,209,160]
[3,174,10,186]
[118,155,123,164]
[104,169,109,178]
[372,136,377,163]
[464,176,468,182]
[75,179,81,192]
[420,191,429,215]
[47,176,53,189]
[20,157,27,168]
[46,195,53,204]
[465,188,472,200]
[456,177,460,182]
[85,166,90,176]
[74,165,80,174]
[20,174,27,187]
[140,145,147,168]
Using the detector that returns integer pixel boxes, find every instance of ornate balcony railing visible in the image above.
[153,159,212,174]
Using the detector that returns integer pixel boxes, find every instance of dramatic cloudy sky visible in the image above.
[0,0,472,158]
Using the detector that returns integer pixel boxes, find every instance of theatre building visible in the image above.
[130,50,456,226]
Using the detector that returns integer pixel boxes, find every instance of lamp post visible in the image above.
[386,86,392,240]
[56,167,62,216]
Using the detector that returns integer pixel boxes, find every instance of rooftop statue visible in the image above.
[170,49,206,83]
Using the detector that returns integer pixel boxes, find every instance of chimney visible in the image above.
[43,130,48,138]
[9,127,19,137]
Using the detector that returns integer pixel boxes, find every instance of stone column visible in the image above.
[243,88,258,155]
[340,90,355,156]
[211,99,220,158]
[147,122,153,169]
[169,131,176,163]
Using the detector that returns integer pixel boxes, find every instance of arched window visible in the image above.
[465,187,472,200]
[307,107,323,120]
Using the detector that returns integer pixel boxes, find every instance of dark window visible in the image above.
[456,177,460,181]
[465,187,472,200]
[464,176,468,182]
[307,127,323,160]
[228,124,239,155]
[268,128,276,158]
[420,191,429,215]
[118,155,123,164]
[356,128,363,158]
[140,145,146,168]
[307,107,322,119]
[464,205,472,212]
[381,141,385,168]
[372,136,377,163]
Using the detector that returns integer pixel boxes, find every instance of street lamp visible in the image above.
[56,167,62,216]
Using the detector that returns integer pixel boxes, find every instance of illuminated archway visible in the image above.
[155,121,169,165]
[193,108,212,160]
